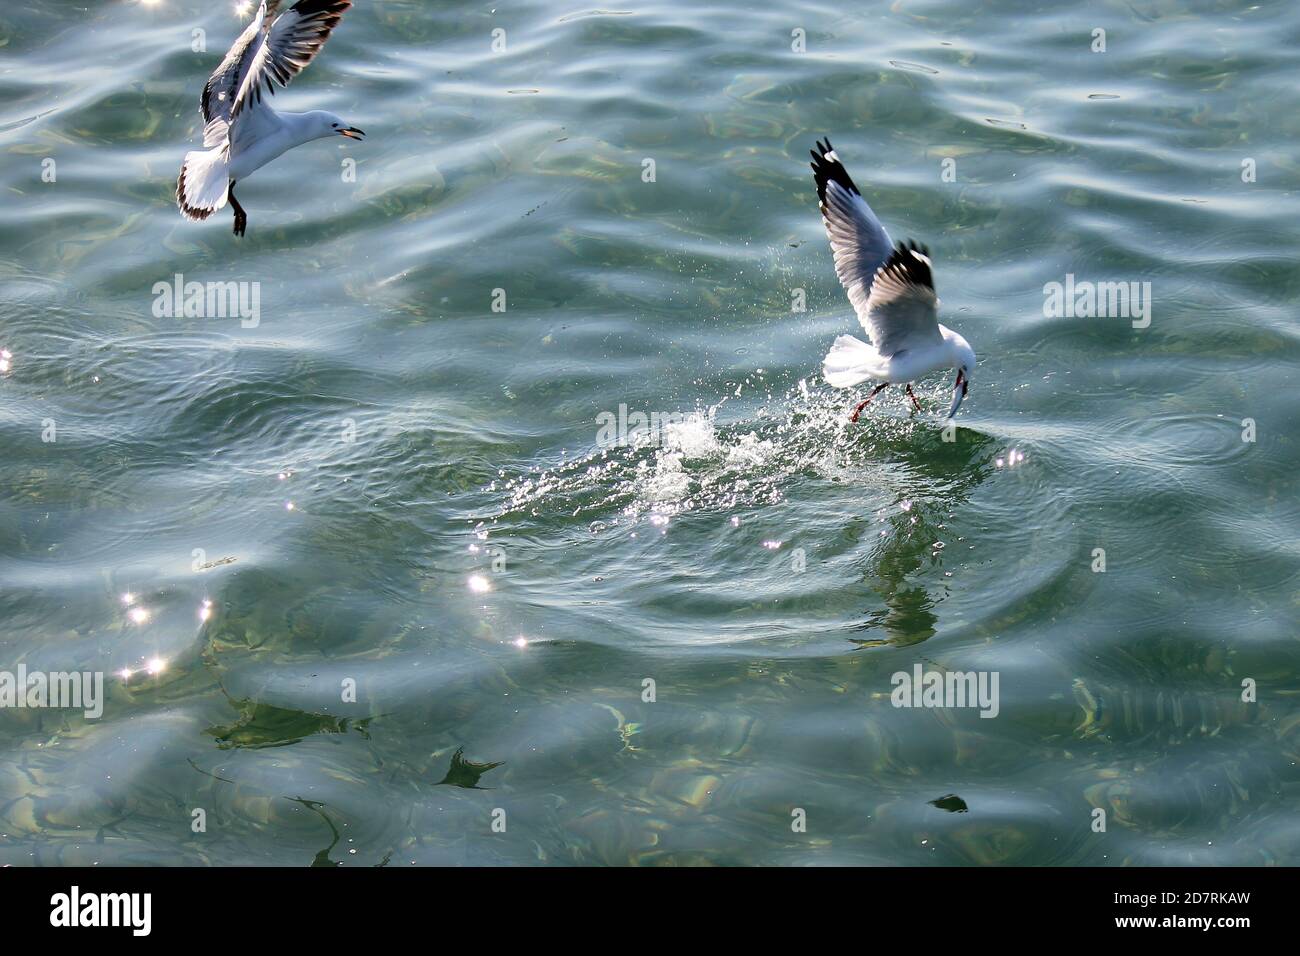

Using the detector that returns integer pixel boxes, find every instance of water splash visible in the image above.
[485,379,981,533]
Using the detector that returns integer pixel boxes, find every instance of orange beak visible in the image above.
[339,127,365,140]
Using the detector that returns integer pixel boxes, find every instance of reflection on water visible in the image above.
[851,428,998,648]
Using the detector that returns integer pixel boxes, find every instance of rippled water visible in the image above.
[1,0,1297,865]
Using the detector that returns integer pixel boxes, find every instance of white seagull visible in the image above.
[811,138,975,421]
[176,0,363,237]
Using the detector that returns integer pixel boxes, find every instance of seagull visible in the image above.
[810,139,975,421]
[176,0,364,237]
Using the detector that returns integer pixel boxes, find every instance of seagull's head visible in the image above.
[308,110,365,142]
[946,334,976,419]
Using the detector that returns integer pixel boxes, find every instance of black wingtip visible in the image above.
[285,0,352,17]
[810,136,862,205]
[879,240,935,292]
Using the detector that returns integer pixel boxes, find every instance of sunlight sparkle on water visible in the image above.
[128,606,150,624]
[146,657,166,675]
[468,574,491,594]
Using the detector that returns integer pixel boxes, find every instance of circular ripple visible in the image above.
[1118,412,1254,469]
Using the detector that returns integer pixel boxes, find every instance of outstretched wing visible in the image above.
[200,0,352,130]
[225,0,353,124]
[810,138,895,334]
[201,1,270,125]
[862,241,944,357]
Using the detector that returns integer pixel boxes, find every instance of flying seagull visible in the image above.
[810,139,975,420]
[176,0,363,237]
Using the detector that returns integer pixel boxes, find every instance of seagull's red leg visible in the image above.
[229,181,247,238]
[849,383,889,422]
[905,384,922,412]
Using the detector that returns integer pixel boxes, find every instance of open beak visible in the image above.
[947,370,968,419]
[339,127,365,140]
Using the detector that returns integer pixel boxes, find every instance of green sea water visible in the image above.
[0,0,1297,865]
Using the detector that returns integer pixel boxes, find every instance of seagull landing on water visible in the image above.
[810,139,975,421]
[176,0,363,237]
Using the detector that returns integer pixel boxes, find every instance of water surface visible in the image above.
[0,0,1297,865]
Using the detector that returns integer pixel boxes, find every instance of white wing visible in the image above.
[201,1,269,126]
[203,0,353,129]
[861,241,944,357]
[810,138,895,332]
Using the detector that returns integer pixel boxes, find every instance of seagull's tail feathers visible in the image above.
[176,146,230,222]
[822,334,886,388]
